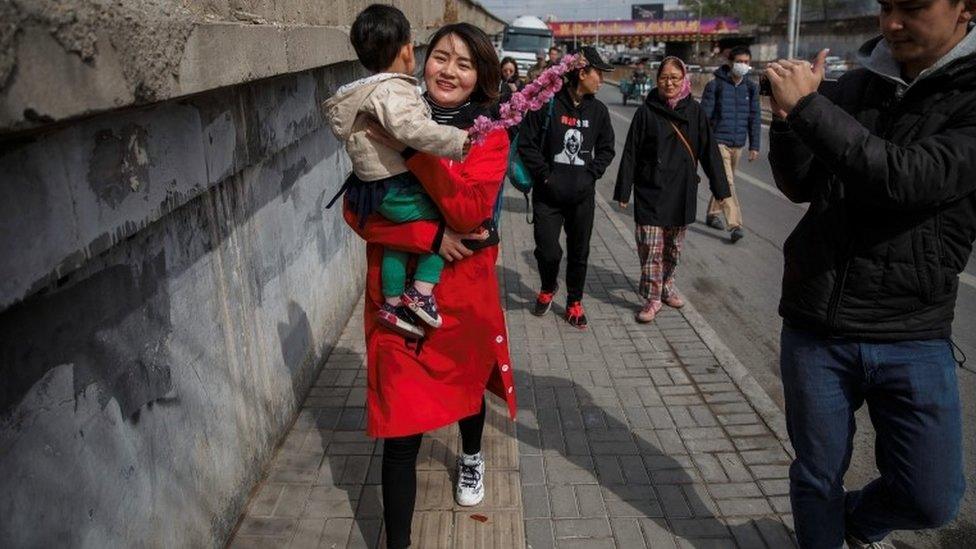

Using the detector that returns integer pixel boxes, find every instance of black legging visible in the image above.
[382,399,486,549]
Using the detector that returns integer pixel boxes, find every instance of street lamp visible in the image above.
[687,0,703,60]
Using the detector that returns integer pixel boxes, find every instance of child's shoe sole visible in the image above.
[377,309,425,339]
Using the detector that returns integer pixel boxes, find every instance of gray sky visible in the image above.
[480,0,681,23]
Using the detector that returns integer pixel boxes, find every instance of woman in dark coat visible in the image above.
[614,56,730,323]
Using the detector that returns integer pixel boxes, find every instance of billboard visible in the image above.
[549,18,740,38]
[632,3,665,20]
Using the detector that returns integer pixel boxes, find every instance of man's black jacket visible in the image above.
[769,49,976,341]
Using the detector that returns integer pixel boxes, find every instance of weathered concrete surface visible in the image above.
[0,2,508,546]
[0,0,505,133]
[0,61,366,547]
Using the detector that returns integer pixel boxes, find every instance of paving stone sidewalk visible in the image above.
[230,185,797,548]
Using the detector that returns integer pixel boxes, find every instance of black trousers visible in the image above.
[533,193,595,303]
[382,399,486,549]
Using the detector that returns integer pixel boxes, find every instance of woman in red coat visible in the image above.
[342,24,516,549]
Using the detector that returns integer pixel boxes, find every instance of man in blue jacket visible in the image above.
[700,46,761,243]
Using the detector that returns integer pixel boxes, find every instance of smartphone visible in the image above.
[759,74,772,97]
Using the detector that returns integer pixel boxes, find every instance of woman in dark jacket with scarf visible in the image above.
[614,57,730,323]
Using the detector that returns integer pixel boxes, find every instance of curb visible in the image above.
[592,190,794,451]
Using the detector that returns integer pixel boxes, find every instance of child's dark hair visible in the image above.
[351,4,411,72]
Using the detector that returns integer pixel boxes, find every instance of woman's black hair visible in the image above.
[500,56,520,79]
[424,23,501,105]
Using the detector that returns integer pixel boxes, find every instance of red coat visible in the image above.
[344,129,517,439]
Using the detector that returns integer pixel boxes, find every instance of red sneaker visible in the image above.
[532,286,557,316]
[565,301,588,329]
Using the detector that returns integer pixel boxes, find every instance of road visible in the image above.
[593,84,976,548]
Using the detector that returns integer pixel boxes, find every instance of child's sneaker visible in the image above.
[377,303,425,339]
[402,286,442,328]
[455,452,485,506]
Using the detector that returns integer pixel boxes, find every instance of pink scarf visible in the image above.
[658,56,692,109]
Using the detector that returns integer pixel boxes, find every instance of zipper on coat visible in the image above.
[826,248,853,331]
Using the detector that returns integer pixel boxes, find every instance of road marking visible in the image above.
[734,170,805,210]
[961,272,976,291]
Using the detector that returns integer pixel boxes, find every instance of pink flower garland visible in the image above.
[468,53,587,145]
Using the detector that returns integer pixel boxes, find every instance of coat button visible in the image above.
[501,364,510,372]
[507,386,514,394]
[495,335,504,343]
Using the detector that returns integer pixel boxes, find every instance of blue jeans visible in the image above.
[780,325,964,548]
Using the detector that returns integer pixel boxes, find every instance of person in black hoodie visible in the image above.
[518,46,616,329]
[765,2,976,547]
[614,56,730,323]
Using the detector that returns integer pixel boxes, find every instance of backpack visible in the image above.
[506,98,555,223]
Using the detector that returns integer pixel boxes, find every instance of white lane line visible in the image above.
[735,170,805,210]
[961,272,976,291]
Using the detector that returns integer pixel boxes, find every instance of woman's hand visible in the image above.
[365,119,406,152]
[439,227,488,262]
[618,201,629,209]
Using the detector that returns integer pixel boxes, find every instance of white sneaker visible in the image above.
[455,452,485,506]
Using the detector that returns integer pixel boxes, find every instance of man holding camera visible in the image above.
[766,1,976,547]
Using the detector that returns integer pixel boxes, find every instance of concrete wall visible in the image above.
[0,1,505,547]
[0,60,365,548]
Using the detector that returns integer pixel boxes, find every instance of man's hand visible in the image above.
[766,49,829,115]
[438,227,486,262]
[618,201,629,209]
[748,150,760,162]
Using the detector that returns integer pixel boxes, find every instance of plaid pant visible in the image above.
[636,225,687,302]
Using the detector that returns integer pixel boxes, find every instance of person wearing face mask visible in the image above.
[699,46,761,243]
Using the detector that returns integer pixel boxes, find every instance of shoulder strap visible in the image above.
[668,121,697,165]
[542,97,556,132]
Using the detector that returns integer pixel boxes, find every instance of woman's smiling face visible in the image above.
[657,62,685,100]
[424,33,478,107]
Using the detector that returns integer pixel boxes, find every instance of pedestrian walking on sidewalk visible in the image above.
[343,23,516,549]
[766,1,976,546]
[518,46,616,329]
[700,46,761,243]
[614,56,730,324]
